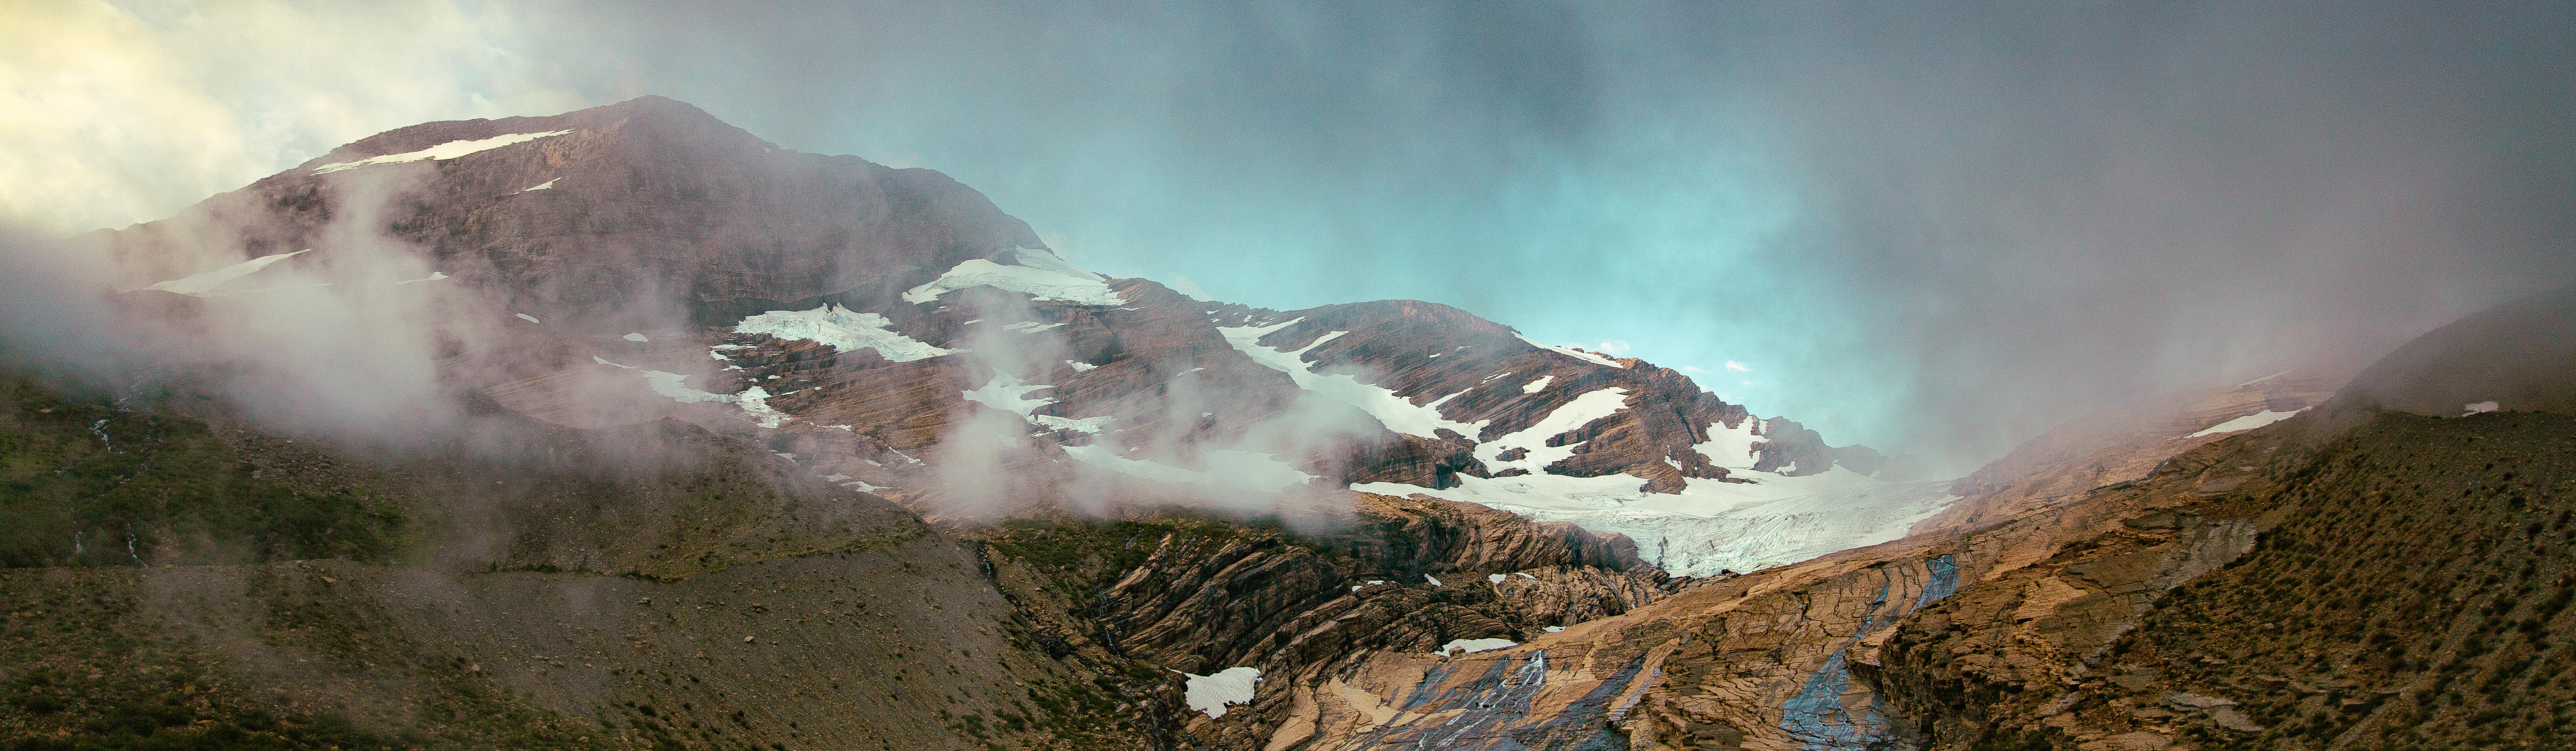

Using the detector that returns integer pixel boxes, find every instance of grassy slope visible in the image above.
[0,373,620,749]
[2106,410,2576,749]
[0,375,404,569]
[0,370,1153,750]
[1897,409,2576,751]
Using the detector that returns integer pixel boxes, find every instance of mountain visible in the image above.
[4,96,1914,749]
[12,96,2563,751]
[70,95,1918,577]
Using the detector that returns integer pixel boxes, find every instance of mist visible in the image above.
[10,1,2575,474]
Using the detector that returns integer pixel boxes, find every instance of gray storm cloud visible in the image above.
[11,1,2574,473]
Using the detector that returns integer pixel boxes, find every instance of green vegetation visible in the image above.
[0,374,405,568]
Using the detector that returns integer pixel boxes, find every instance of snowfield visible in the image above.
[1473,387,1630,475]
[2187,408,2306,437]
[1436,638,1518,656]
[736,304,956,362]
[146,249,309,295]
[593,357,789,428]
[1182,667,1262,718]
[1219,317,1491,440]
[312,130,573,173]
[1356,469,1954,578]
[1515,332,1625,368]
[962,373,1113,434]
[902,247,1124,306]
[1349,384,1953,577]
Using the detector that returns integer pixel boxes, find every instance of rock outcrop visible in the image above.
[968,492,1672,749]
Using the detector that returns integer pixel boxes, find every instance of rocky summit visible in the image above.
[5,97,2571,751]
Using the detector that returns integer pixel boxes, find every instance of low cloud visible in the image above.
[1167,273,1212,300]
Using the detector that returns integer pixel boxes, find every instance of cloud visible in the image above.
[1724,360,1750,373]
[0,0,584,236]
[1592,339,1631,356]
[14,0,2576,476]
[1167,273,1211,300]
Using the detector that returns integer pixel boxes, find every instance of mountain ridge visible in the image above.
[73,95,1910,578]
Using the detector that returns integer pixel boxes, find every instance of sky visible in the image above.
[5,0,2574,473]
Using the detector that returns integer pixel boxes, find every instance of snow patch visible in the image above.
[1436,638,1516,656]
[1182,667,1262,718]
[1219,318,1490,440]
[623,332,649,342]
[2235,368,2294,387]
[393,271,448,285]
[1353,467,1956,577]
[735,304,956,362]
[2188,408,2306,438]
[592,357,789,428]
[1065,360,1098,372]
[1423,574,1442,587]
[901,249,1123,306]
[146,249,309,295]
[1004,246,1102,280]
[1522,374,1554,394]
[2463,400,2501,416]
[520,178,556,192]
[515,313,541,324]
[1694,417,1765,471]
[1543,626,1564,633]
[1515,332,1625,368]
[1474,388,1631,475]
[1487,573,1506,584]
[964,374,1056,418]
[1037,415,1114,434]
[313,130,572,173]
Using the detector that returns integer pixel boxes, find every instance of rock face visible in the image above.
[969,493,1672,749]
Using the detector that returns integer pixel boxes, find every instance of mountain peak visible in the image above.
[300,94,772,173]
